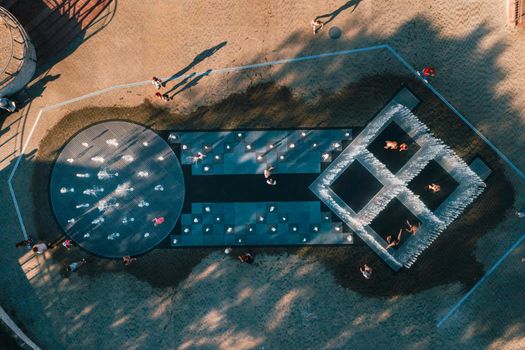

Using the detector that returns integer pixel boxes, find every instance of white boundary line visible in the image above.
[0,306,41,350]
[6,46,525,327]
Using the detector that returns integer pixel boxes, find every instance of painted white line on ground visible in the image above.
[0,306,42,350]
[7,109,43,239]
[436,232,525,327]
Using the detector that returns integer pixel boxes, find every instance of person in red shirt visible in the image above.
[417,67,436,82]
[152,217,165,226]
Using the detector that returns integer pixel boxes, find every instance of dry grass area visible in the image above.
[32,75,514,296]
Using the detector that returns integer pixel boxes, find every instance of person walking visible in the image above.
[66,258,87,272]
[151,77,163,89]
[311,19,324,35]
[155,92,170,102]
[417,67,436,82]
[264,165,277,185]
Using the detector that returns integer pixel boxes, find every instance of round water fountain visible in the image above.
[50,121,185,258]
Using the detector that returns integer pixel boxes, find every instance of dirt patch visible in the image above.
[32,76,514,295]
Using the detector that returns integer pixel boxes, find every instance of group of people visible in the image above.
[385,140,443,193]
[384,140,408,151]
[224,247,255,264]
[152,77,170,101]
[15,236,139,273]
[360,220,421,279]
[385,220,420,250]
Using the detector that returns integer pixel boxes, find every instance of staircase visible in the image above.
[0,0,112,61]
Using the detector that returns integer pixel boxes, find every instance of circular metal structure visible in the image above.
[50,121,185,258]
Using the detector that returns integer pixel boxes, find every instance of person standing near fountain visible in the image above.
[417,66,436,83]
[152,217,165,226]
[151,77,163,89]
[264,165,277,186]
[386,229,403,249]
[359,264,373,279]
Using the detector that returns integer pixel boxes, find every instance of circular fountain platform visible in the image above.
[50,121,185,258]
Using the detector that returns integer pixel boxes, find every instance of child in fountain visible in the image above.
[152,217,165,226]
[62,239,74,250]
[151,77,163,89]
[263,165,274,179]
[427,183,441,193]
[192,152,206,163]
[405,220,420,235]
[386,229,403,249]
[266,178,277,186]
[384,140,398,150]
[399,143,408,151]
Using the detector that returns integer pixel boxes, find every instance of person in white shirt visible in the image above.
[32,242,51,254]
[360,264,373,279]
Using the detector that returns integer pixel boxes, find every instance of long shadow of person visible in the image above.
[165,41,227,84]
[15,74,61,110]
[315,0,362,25]
[164,73,196,96]
[169,69,212,99]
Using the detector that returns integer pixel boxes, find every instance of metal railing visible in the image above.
[0,6,32,89]
[516,0,524,25]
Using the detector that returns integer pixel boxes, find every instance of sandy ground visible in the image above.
[1,0,525,349]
